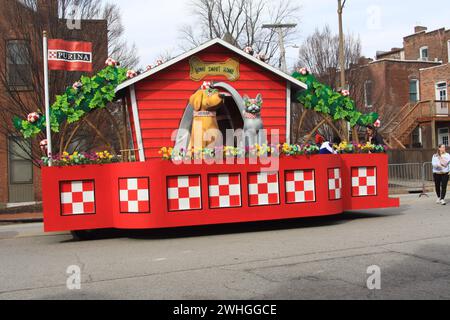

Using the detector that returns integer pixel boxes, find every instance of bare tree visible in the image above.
[296,25,361,90]
[0,0,138,165]
[292,25,377,143]
[179,0,301,64]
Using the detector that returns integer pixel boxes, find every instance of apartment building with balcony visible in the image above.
[350,26,450,149]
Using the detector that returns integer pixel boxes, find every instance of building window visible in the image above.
[6,40,32,89]
[411,127,423,148]
[8,137,33,184]
[409,79,420,103]
[419,46,429,61]
[364,80,373,108]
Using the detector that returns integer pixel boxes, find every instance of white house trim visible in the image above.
[129,85,146,162]
[116,38,307,92]
[286,82,292,144]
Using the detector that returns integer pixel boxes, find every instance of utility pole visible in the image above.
[262,23,297,73]
[338,0,347,89]
[338,0,350,141]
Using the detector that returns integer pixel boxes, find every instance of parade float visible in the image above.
[14,38,399,238]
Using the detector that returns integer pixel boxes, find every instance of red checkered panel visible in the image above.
[119,178,150,213]
[352,167,377,197]
[248,172,280,206]
[285,170,316,203]
[48,51,57,59]
[328,168,343,200]
[167,176,202,211]
[60,181,95,215]
[208,174,242,209]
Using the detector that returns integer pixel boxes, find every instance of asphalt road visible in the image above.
[1,194,449,300]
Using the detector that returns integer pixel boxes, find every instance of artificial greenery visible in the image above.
[292,71,379,127]
[13,65,128,139]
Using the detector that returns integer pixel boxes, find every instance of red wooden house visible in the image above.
[115,38,307,161]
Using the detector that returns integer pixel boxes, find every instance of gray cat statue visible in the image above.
[243,94,266,147]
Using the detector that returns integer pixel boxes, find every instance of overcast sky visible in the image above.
[113,0,449,68]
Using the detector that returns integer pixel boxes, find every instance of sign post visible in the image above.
[43,31,53,167]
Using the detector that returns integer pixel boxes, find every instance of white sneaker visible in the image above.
[440,200,447,205]
[437,198,442,204]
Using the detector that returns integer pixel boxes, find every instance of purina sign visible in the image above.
[48,39,93,72]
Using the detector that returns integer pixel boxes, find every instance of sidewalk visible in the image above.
[0,212,43,224]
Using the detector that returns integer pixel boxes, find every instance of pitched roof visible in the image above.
[116,38,307,92]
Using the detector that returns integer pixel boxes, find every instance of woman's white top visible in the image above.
[432,153,450,174]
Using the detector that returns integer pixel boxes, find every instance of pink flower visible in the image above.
[341,89,350,97]
[72,81,82,90]
[145,65,152,71]
[126,70,138,79]
[298,67,309,75]
[256,53,267,62]
[201,81,212,90]
[105,57,117,67]
[374,119,382,128]
[27,112,40,123]
[244,46,254,55]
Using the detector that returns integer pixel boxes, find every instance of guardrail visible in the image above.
[388,162,433,196]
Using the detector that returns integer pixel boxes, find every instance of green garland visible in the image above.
[13,65,128,139]
[292,71,378,127]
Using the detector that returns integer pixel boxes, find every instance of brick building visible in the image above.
[350,26,450,149]
[0,0,107,208]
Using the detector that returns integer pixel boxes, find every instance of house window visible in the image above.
[8,137,33,184]
[419,46,429,61]
[409,79,420,103]
[6,40,32,89]
[364,80,373,108]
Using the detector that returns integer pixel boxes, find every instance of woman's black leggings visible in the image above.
[434,173,449,199]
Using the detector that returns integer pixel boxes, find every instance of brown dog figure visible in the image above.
[188,83,224,152]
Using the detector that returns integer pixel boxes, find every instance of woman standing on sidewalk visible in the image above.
[432,144,450,205]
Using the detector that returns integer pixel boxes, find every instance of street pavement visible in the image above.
[0,193,449,300]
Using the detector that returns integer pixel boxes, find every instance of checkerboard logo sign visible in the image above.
[285,170,316,203]
[119,178,150,213]
[248,172,280,206]
[167,176,202,211]
[352,167,377,197]
[208,173,242,209]
[328,168,343,200]
[60,181,95,215]
[48,51,58,59]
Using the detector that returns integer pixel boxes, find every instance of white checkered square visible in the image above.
[285,170,316,203]
[209,174,241,208]
[328,168,343,200]
[167,176,202,211]
[60,180,95,215]
[248,172,280,206]
[119,178,150,213]
[352,167,377,197]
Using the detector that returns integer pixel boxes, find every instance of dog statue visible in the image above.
[243,94,266,148]
[188,83,224,151]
